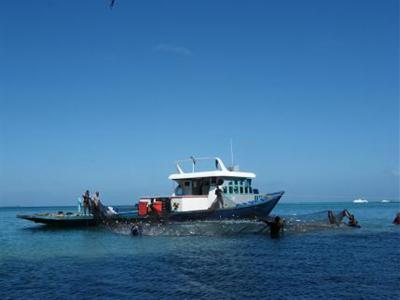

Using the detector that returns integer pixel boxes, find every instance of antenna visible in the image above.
[190,156,196,172]
[230,138,234,167]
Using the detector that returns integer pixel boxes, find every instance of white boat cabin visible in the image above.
[140,157,264,213]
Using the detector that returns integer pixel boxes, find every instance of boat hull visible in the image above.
[17,191,284,226]
[17,214,98,227]
[166,191,284,222]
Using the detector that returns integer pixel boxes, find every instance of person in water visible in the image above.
[393,213,400,225]
[339,209,360,227]
[130,223,143,236]
[328,210,337,225]
[263,216,284,238]
[347,214,359,227]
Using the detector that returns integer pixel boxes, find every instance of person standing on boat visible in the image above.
[216,179,225,208]
[77,197,83,215]
[82,190,91,216]
[92,191,101,217]
[208,180,225,210]
[215,185,224,209]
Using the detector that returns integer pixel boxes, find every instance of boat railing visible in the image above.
[175,157,228,173]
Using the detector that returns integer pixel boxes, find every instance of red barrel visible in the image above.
[152,201,163,214]
[138,200,149,216]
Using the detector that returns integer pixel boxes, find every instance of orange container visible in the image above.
[138,200,149,216]
[152,201,163,214]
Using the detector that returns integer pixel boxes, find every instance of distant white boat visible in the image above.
[381,199,390,203]
[353,198,368,203]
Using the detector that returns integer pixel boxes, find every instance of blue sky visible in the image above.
[0,0,398,206]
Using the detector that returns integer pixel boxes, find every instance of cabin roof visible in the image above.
[168,156,256,181]
[169,170,256,180]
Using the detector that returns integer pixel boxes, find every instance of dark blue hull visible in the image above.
[17,214,97,227]
[167,191,284,222]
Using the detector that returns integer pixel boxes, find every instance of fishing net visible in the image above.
[100,210,354,237]
[277,210,353,233]
[102,220,267,237]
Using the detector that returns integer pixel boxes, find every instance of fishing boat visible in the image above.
[353,198,368,204]
[137,157,284,221]
[18,157,284,226]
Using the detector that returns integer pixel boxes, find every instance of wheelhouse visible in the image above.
[173,177,258,196]
[139,157,264,214]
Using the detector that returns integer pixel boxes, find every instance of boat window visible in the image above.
[211,177,216,184]
[245,187,248,194]
[234,180,238,185]
[249,187,253,194]
[229,186,233,194]
[223,187,227,194]
[184,181,190,187]
[229,181,233,185]
[240,187,243,194]
[175,185,183,195]
[233,186,239,194]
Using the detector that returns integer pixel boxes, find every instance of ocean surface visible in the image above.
[1,201,399,299]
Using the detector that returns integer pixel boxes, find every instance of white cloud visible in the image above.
[153,44,192,56]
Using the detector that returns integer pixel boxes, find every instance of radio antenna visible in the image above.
[230,138,234,167]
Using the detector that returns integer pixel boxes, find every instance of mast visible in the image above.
[230,138,234,168]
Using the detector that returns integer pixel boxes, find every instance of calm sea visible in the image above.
[1,202,399,299]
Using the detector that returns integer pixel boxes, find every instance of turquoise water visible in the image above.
[1,202,399,299]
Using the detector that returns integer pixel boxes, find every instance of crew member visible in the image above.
[208,184,224,211]
[147,198,162,217]
[92,191,101,217]
[148,199,155,213]
[215,185,224,209]
[77,197,83,214]
[82,190,91,216]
